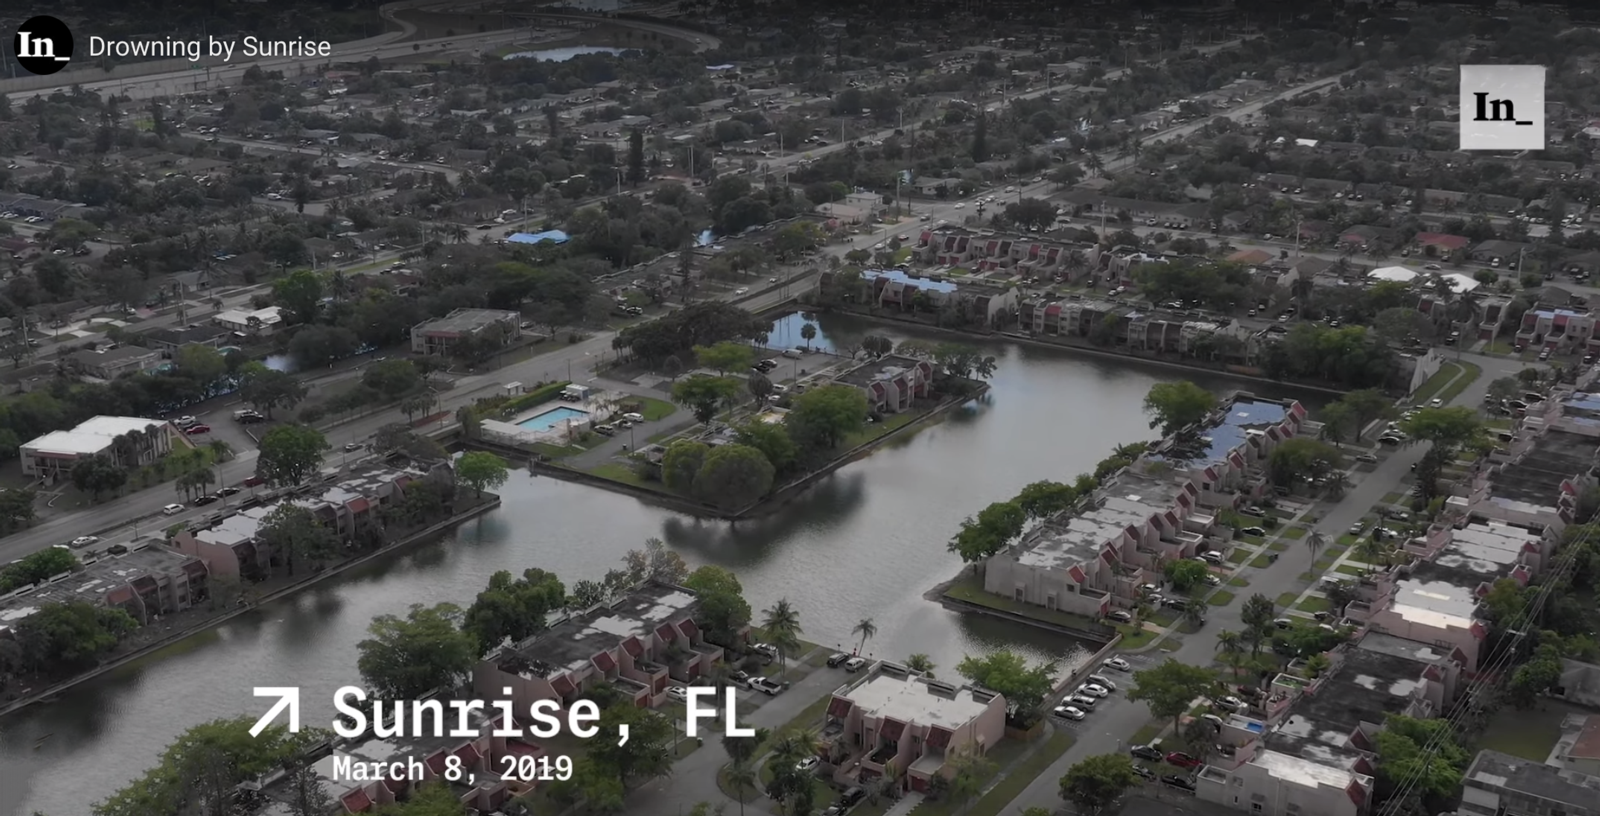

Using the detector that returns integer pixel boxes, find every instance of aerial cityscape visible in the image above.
[2,1,1600,816]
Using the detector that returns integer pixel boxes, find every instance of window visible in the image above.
[1252,805,1263,812]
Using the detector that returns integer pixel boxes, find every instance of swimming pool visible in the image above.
[517,406,590,432]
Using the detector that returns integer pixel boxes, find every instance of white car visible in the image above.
[735,287,749,295]
[162,503,185,516]
[70,535,99,548]
[1103,657,1132,672]
[796,756,819,772]
[1429,398,1443,407]
[1215,695,1245,711]
[622,412,645,423]
[174,416,198,427]
[1086,674,1118,691]
[666,685,689,702]
[1077,683,1110,698]
[1054,705,1087,721]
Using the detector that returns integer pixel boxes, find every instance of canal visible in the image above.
[0,314,1325,816]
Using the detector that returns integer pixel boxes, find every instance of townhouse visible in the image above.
[0,542,210,635]
[1514,307,1598,354]
[835,354,933,414]
[472,581,723,714]
[982,394,1307,616]
[914,227,1100,281]
[815,662,1007,794]
[833,268,1020,329]
[1056,191,1210,229]
[1016,296,1259,363]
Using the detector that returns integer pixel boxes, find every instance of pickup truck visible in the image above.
[749,677,785,696]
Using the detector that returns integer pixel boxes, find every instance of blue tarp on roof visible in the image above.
[508,230,570,245]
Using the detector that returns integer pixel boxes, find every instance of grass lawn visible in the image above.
[1281,527,1308,540]
[1411,362,1462,404]
[1484,339,1515,355]
[1335,563,1363,576]
[1337,534,1357,546]
[963,732,1075,816]
[1314,558,1334,572]
[1437,362,1483,404]
[1118,625,1158,650]
[1382,492,1405,504]
[1130,721,1164,746]
[1159,638,1182,652]
[841,411,921,449]
[945,576,1104,631]
[1277,592,1299,608]
[912,739,1032,816]
[1479,701,1585,761]
[632,396,679,421]
[1208,591,1236,606]
[1295,596,1331,613]
[1248,554,1272,568]
[1267,541,1289,552]
[1228,576,1250,587]
[530,442,587,458]
[1227,549,1252,564]
[587,462,654,488]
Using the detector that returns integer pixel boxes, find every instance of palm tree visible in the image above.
[1306,532,1327,563]
[905,653,935,677]
[1215,630,1244,673]
[1182,602,1207,630]
[761,599,803,672]
[799,322,817,350]
[207,439,233,462]
[1356,537,1390,572]
[725,762,757,816]
[851,618,877,655]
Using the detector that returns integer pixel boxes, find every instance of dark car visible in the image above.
[1162,775,1196,792]
[826,653,851,668]
[1166,752,1201,768]
[1130,744,1164,762]
[727,670,752,688]
[1132,764,1156,780]
[218,486,241,496]
[837,787,867,809]
[193,495,219,506]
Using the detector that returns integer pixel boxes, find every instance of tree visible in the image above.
[257,503,338,577]
[238,363,308,418]
[1398,406,1486,451]
[799,322,817,349]
[621,537,689,585]
[273,268,325,324]
[626,127,646,186]
[284,763,333,816]
[455,451,509,498]
[1165,559,1210,592]
[70,454,126,501]
[1143,380,1215,436]
[256,424,330,487]
[760,598,804,670]
[683,565,751,646]
[783,384,868,454]
[1059,754,1141,815]
[1127,658,1217,736]
[1004,198,1059,231]
[747,371,774,406]
[94,716,326,816]
[1372,715,1472,801]
[362,359,422,398]
[862,334,894,358]
[175,344,227,392]
[1337,388,1395,437]
[1504,644,1563,708]
[955,649,1058,723]
[461,568,568,654]
[693,443,775,510]
[1267,437,1345,488]
[586,703,676,787]
[1240,593,1277,655]
[734,421,797,474]
[852,618,877,655]
[947,500,1027,566]
[13,601,136,675]
[694,341,755,374]
[357,603,476,698]
[671,374,743,424]
[1015,480,1077,519]
[661,439,711,491]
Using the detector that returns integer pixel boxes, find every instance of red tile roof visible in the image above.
[1569,716,1600,759]
[655,623,677,642]
[593,651,617,673]
[622,636,644,658]
[383,777,407,793]
[827,696,854,719]
[1068,565,1087,583]
[341,789,373,813]
[550,674,575,696]
[347,496,370,514]
[678,619,700,641]
[426,751,448,774]
[455,743,481,765]
[881,719,907,741]
[926,727,952,750]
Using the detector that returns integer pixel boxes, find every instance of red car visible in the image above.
[184,424,211,435]
[1166,752,1201,768]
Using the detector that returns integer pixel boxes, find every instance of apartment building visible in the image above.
[69,345,164,380]
[473,581,722,714]
[983,394,1306,616]
[835,355,933,414]
[19,415,181,478]
[214,305,284,336]
[837,268,1020,328]
[914,228,1100,282]
[0,543,209,634]
[1460,749,1600,816]
[411,308,521,356]
[817,662,1006,794]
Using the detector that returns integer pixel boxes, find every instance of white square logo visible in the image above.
[1459,65,1545,151]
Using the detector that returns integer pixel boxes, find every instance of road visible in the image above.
[996,350,1530,815]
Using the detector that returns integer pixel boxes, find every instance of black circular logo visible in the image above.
[13,16,73,76]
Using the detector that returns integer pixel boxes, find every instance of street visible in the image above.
[994,350,1527,815]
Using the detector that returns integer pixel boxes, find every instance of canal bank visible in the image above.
[1,319,1331,816]
[0,495,502,723]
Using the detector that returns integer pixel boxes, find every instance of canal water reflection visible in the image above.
[0,314,1324,816]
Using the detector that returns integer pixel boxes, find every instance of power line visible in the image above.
[1372,507,1597,816]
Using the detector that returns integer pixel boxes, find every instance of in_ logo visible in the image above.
[1459,64,1545,152]
[12,15,74,76]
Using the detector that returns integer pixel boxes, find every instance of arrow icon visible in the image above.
[250,687,301,737]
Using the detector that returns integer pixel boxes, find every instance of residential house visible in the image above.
[1412,232,1472,260]
[472,581,723,714]
[1470,240,1535,265]
[0,543,209,635]
[835,355,933,414]
[1459,750,1600,816]
[410,309,520,356]
[1337,225,1397,252]
[214,305,284,336]
[139,324,232,352]
[19,415,180,478]
[1514,307,1597,352]
[910,177,964,197]
[818,663,1007,794]
[69,345,164,380]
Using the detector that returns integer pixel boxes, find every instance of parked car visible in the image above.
[796,756,819,773]
[666,685,689,702]
[1214,695,1246,711]
[1077,683,1110,698]
[70,535,99,548]
[727,670,752,688]
[1086,674,1117,691]
[752,643,780,661]
[344,442,364,452]
[1130,745,1164,761]
[1240,526,1266,537]
[1103,657,1132,672]
[1066,694,1098,708]
[1107,610,1134,623]
[826,653,851,668]
[749,677,784,696]
[1132,764,1156,780]
[836,787,867,810]
[844,657,868,673]
[1201,713,1226,729]
[218,486,241,496]
[193,495,219,506]
[162,503,185,516]
[1053,705,1087,721]
[184,424,211,435]
[174,416,198,428]
[1162,775,1197,792]
[1166,752,1201,768]
[621,412,645,423]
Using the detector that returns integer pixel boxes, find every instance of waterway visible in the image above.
[504,45,627,62]
[0,314,1326,816]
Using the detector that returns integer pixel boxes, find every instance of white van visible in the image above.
[782,349,802,359]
